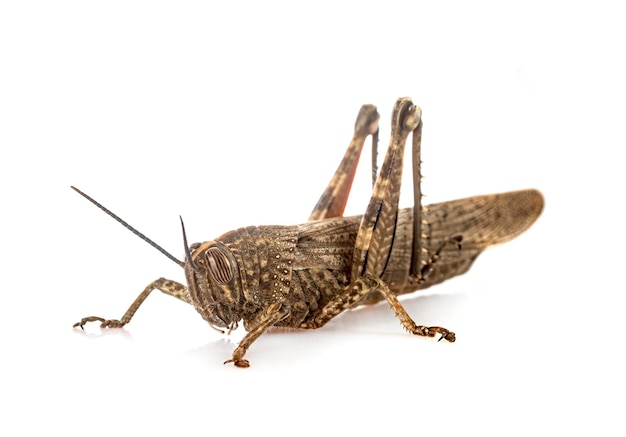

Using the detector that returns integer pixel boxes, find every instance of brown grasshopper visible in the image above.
[72,97,543,367]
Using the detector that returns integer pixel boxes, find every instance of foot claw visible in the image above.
[431,327,455,342]
[224,358,250,368]
[72,317,125,329]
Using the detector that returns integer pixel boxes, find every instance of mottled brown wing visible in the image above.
[294,189,543,300]
[411,189,544,292]
[294,218,360,272]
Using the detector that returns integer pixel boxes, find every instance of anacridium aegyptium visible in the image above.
[72,97,544,367]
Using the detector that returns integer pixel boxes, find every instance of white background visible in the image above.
[1,1,624,435]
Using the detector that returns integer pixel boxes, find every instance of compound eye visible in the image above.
[204,247,234,284]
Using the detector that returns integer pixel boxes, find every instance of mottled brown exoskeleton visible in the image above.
[73,97,543,367]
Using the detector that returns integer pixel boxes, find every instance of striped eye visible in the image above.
[204,247,235,284]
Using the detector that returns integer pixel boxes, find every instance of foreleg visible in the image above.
[72,278,188,329]
[225,303,290,368]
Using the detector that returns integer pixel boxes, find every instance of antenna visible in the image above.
[70,186,185,268]
[180,216,199,272]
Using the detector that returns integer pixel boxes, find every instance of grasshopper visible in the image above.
[72,97,543,367]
